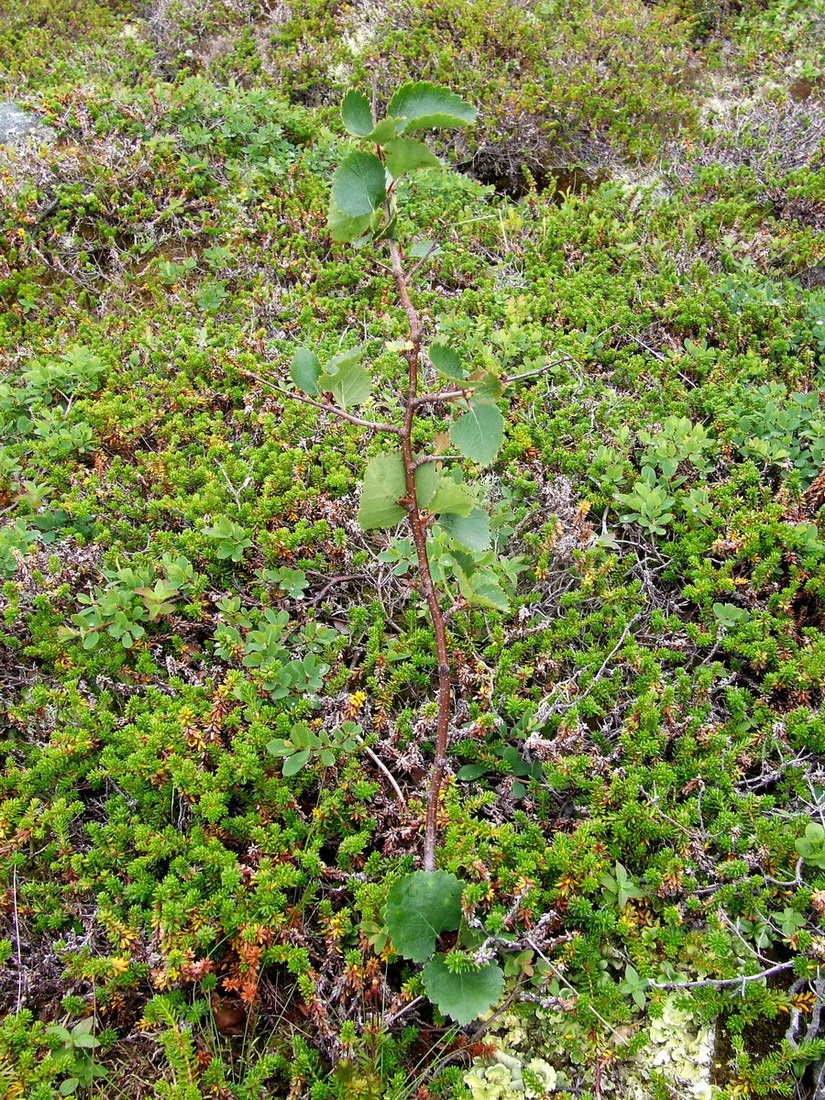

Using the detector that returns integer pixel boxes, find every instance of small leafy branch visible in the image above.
[45,1017,107,1095]
[273,82,543,872]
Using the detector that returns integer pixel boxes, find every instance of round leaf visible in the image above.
[439,507,491,551]
[457,764,488,781]
[383,137,440,178]
[282,748,311,776]
[320,357,372,408]
[422,954,505,1024]
[428,479,475,517]
[369,117,405,143]
[385,871,465,962]
[328,205,372,244]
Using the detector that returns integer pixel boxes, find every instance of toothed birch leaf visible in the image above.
[358,451,407,530]
[439,507,491,551]
[369,117,405,143]
[428,343,465,380]
[331,151,387,216]
[388,82,477,132]
[328,205,372,243]
[466,574,510,611]
[383,137,440,177]
[358,453,439,529]
[290,348,321,396]
[319,358,374,411]
[428,480,475,516]
[414,460,439,509]
[341,90,373,136]
[449,403,504,466]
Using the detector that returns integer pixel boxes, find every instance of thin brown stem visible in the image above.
[240,369,401,435]
[412,454,462,468]
[389,238,452,872]
[504,355,576,383]
[414,389,468,405]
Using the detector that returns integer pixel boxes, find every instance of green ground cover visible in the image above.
[0,1,824,1097]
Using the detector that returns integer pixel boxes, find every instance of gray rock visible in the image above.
[0,102,52,145]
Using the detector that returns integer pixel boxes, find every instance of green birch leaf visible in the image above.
[319,356,372,408]
[422,954,504,1024]
[414,460,439,509]
[267,739,293,757]
[439,508,491,551]
[72,1035,100,1049]
[428,343,466,380]
[472,372,504,401]
[326,344,367,373]
[328,205,372,243]
[331,151,387,216]
[467,573,510,612]
[449,403,504,466]
[385,871,465,962]
[290,348,321,396]
[358,454,437,528]
[369,117,405,143]
[358,451,407,530]
[383,137,440,177]
[45,1026,74,1044]
[428,480,475,516]
[341,90,373,136]
[388,82,477,132]
[410,239,441,259]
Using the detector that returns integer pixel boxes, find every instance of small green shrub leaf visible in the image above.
[291,348,321,396]
[341,90,373,136]
[457,763,488,781]
[358,451,407,529]
[422,953,504,1024]
[428,343,465,380]
[388,82,477,132]
[331,151,387,217]
[326,345,367,373]
[385,871,465,962]
[795,822,825,867]
[282,749,311,776]
[450,404,504,466]
[383,138,440,177]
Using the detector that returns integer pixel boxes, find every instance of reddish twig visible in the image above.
[388,237,453,872]
[240,369,401,435]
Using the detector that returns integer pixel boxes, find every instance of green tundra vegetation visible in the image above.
[1,0,825,1097]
